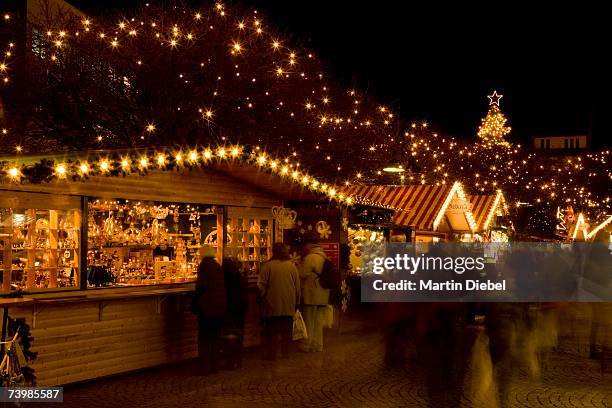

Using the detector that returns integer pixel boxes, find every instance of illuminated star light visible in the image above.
[487,90,503,106]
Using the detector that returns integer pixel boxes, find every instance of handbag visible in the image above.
[292,310,308,341]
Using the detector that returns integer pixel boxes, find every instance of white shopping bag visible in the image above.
[293,310,308,341]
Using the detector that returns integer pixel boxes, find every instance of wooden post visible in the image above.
[2,211,13,292]
[48,209,58,288]
[79,196,88,290]
[26,208,37,289]
[216,208,223,264]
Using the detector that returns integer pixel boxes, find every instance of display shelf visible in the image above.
[226,207,275,277]
[1,207,81,292]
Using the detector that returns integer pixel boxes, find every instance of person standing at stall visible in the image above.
[299,238,330,353]
[192,246,227,374]
[258,243,301,360]
[223,252,248,369]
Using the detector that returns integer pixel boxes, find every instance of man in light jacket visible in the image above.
[258,243,301,359]
[299,240,330,352]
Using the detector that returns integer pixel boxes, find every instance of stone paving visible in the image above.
[33,323,612,408]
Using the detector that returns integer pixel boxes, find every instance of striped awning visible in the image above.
[468,191,505,231]
[341,184,454,230]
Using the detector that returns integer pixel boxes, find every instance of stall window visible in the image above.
[87,199,221,287]
[1,206,81,292]
[226,207,274,281]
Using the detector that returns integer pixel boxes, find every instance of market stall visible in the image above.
[1,148,336,386]
[468,190,511,242]
[340,181,478,242]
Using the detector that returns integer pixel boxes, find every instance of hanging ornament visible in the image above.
[316,220,331,239]
[151,205,169,220]
[271,206,297,229]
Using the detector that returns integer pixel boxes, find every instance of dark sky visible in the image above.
[71,1,609,148]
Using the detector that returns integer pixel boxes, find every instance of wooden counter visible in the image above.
[7,284,262,386]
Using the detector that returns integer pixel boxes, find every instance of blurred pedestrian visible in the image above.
[258,243,301,360]
[299,238,330,352]
[223,253,248,369]
[192,246,227,374]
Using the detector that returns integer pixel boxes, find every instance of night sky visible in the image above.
[71,1,609,148]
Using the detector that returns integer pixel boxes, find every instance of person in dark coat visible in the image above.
[192,246,227,374]
[222,255,248,369]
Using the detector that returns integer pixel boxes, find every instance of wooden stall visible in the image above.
[468,190,511,242]
[1,154,327,386]
[340,181,478,242]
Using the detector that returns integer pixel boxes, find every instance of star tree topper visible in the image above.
[487,90,503,106]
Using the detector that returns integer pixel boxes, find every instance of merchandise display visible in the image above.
[87,199,219,286]
[0,207,80,291]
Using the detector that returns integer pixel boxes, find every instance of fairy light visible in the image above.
[55,163,67,177]
[99,159,110,172]
[0,2,605,227]
[79,162,89,174]
[7,167,20,180]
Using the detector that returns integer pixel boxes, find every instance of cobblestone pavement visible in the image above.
[36,325,612,408]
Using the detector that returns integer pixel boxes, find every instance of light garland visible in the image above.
[0,145,355,204]
[482,190,505,231]
[0,3,609,235]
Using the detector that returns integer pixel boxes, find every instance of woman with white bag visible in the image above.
[258,243,301,360]
[299,238,331,352]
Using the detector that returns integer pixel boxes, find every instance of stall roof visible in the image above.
[340,182,477,232]
[0,149,329,204]
[468,190,506,232]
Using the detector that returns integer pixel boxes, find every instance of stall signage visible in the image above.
[447,198,471,214]
[320,242,340,269]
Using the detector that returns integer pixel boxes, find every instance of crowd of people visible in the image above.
[190,237,331,374]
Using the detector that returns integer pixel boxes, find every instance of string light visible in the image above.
[0,2,607,228]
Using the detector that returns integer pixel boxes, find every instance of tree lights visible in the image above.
[0,2,609,234]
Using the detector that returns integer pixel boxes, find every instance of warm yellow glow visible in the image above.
[7,167,20,179]
[79,163,89,174]
[257,155,267,165]
[157,154,166,166]
[139,157,148,168]
[482,190,505,230]
[189,150,199,161]
[99,160,110,172]
[55,164,67,177]
[203,149,212,160]
[586,215,612,240]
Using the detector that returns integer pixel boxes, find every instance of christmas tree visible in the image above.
[477,91,511,146]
